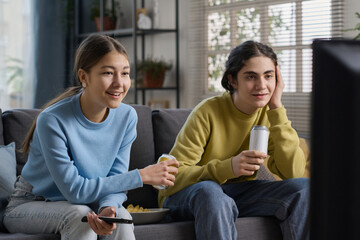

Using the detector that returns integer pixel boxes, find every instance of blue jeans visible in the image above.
[4,176,135,240]
[163,178,309,240]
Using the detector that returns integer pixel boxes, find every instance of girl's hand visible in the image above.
[231,150,267,177]
[86,207,117,236]
[268,65,284,110]
[139,158,179,186]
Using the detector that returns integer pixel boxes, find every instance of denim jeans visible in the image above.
[4,176,135,240]
[163,178,309,240]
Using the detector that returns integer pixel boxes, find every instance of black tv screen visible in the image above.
[311,39,360,239]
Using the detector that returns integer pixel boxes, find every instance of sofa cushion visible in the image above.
[152,109,192,159]
[125,105,158,208]
[134,217,281,240]
[0,142,16,232]
[0,232,60,239]
[0,109,4,145]
[2,109,40,175]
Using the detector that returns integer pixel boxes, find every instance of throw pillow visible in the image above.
[152,108,192,159]
[0,142,16,231]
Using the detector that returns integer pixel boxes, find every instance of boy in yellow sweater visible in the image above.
[159,41,309,240]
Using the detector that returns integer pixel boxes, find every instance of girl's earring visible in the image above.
[82,82,86,88]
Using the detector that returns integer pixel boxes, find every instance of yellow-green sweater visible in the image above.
[158,92,306,207]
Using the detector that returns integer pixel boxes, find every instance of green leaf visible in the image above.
[355,23,360,30]
[219,29,228,36]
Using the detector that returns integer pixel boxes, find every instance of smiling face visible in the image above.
[78,50,131,122]
[229,56,276,115]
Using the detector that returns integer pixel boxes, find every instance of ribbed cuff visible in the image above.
[217,157,236,183]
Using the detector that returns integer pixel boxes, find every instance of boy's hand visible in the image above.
[232,150,267,177]
[268,65,284,110]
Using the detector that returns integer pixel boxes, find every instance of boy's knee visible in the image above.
[193,181,237,213]
[285,178,310,205]
[193,181,224,203]
[286,178,310,193]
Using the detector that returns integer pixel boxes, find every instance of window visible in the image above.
[0,0,35,110]
[188,0,343,136]
[206,0,343,93]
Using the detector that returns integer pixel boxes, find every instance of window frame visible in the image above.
[188,0,343,136]
[204,0,343,95]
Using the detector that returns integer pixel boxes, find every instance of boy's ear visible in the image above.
[228,74,238,89]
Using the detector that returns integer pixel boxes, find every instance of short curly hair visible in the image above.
[221,41,278,94]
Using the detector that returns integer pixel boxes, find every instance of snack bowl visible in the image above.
[130,208,170,225]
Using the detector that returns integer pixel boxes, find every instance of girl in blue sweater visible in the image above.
[3,34,178,239]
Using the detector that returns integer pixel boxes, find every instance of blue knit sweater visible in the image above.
[22,93,142,212]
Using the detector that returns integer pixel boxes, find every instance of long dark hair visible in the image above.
[221,41,278,94]
[22,34,128,153]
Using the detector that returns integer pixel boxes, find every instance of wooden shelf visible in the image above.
[77,28,177,39]
[74,0,180,107]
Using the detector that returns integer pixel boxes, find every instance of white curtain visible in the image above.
[22,0,35,109]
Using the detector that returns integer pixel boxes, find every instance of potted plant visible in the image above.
[137,58,172,88]
[90,0,117,31]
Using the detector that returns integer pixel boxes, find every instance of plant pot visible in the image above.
[94,17,116,31]
[143,70,165,88]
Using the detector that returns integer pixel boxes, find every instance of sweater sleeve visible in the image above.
[266,106,306,179]
[98,113,138,212]
[161,109,235,198]
[36,112,143,205]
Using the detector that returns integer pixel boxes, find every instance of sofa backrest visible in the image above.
[152,108,193,159]
[125,107,194,208]
[0,106,279,212]
[125,105,158,208]
[0,105,161,208]
[2,109,41,175]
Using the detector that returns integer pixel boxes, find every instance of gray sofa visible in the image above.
[0,105,282,240]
